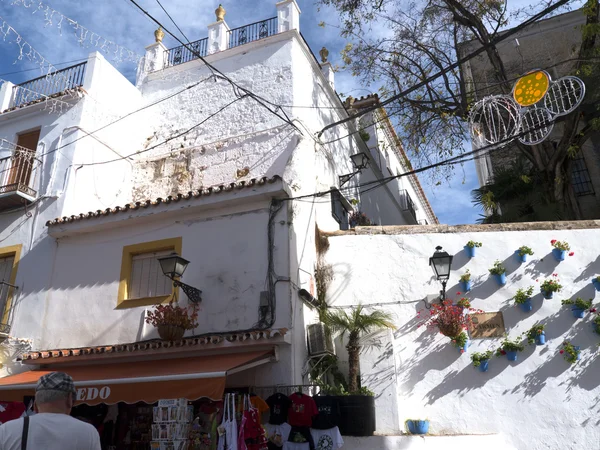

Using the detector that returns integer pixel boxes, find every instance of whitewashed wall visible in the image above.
[324,223,600,450]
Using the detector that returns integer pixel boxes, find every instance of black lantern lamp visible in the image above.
[429,246,453,301]
[158,252,202,303]
[339,152,370,186]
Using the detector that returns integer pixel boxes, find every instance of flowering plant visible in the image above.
[471,350,493,367]
[560,341,579,364]
[488,260,506,275]
[517,246,534,257]
[145,301,199,330]
[495,335,524,356]
[550,239,570,251]
[466,240,482,248]
[456,297,471,308]
[540,279,562,293]
[459,270,471,283]
[451,332,469,352]
[513,286,534,305]
[418,299,481,338]
[561,297,593,310]
[349,211,373,227]
[526,324,545,345]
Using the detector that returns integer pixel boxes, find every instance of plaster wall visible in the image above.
[323,223,600,449]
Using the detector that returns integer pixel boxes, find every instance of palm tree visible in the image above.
[322,305,396,393]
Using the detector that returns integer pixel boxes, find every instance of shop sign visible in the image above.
[469,312,505,338]
[76,386,111,402]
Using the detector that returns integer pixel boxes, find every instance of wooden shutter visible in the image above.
[0,255,15,316]
[128,250,172,299]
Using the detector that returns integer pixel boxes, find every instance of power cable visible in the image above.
[317,0,572,137]
[154,0,191,43]
[0,58,87,77]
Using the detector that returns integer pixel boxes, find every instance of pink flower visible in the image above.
[536,279,539,282]
[460,349,465,354]
[560,350,564,354]
[551,239,557,245]
[569,252,574,256]
[456,292,461,295]
[590,308,597,313]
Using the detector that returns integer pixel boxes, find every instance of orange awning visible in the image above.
[0,350,272,405]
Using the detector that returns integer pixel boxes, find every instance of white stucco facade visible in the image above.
[323,222,600,449]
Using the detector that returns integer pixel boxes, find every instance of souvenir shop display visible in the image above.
[217,394,238,450]
[150,398,193,450]
[311,396,341,430]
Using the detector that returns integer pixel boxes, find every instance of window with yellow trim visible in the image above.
[117,237,182,309]
[0,244,22,333]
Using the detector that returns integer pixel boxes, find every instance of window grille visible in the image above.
[571,152,594,196]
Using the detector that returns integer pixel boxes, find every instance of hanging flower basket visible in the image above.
[146,301,199,341]
[157,325,186,341]
[438,322,463,338]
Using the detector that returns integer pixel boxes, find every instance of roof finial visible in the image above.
[215,4,226,22]
[319,46,329,63]
[154,27,165,43]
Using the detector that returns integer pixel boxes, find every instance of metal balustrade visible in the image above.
[11,62,87,108]
[228,17,277,49]
[400,190,417,223]
[164,38,208,67]
[0,146,41,201]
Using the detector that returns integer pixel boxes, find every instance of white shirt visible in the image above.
[311,427,343,450]
[0,413,101,450]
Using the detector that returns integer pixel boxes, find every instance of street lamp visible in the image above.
[157,252,202,303]
[429,246,453,301]
[339,152,370,186]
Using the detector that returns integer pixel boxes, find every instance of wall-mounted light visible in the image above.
[429,246,453,301]
[158,252,203,303]
[339,152,370,186]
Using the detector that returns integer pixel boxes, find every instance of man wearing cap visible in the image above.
[0,372,101,450]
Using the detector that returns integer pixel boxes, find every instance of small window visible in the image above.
[0,255,15,319]
[571,152,594,196]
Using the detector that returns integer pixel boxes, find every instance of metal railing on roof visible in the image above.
[11,62,86,108]
[164,37,208,67]
[228,17,277,49]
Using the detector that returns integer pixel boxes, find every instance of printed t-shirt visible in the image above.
[287,393,318,427]
[266,393,292,425]
[311,396,341,430]
[250,395,270,424]
[264,422,291,449]
[311,427,343,450]
[0,403,25,425]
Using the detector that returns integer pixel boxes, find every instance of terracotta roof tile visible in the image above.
[19,328,288,361]
[46,175,282,227]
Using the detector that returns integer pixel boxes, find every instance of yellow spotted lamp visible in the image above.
[469,70,585,147]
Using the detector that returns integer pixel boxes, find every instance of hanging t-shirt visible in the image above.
[265,394,292,425]
[311,396,341,430]
[0,402,25,425]
[287,394,317,428]
[264,422,291,449]
[310,427,343,450]
[250,396,270,424]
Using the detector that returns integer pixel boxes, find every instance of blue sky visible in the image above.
[2,0,573,225]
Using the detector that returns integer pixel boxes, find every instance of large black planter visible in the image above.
[335,395,376,436]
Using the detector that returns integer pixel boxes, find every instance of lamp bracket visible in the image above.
[173,279,202,304]
[339,170,360,187]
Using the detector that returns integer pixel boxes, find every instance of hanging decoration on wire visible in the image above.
[469,70,585,147]
[6,0,142,64]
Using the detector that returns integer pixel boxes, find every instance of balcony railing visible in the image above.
[164,37,208,68]
[228,17,277,49]
[0,146,41,208]
[11,62,87,108]
[400,190,417,223]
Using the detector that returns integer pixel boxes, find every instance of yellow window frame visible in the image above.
[0,244,22,327]
[117,237,182,309]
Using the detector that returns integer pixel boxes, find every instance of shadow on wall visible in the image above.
[523,252,562,279]
[574,254,600,283]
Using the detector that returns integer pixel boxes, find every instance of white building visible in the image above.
[0,2,437,447]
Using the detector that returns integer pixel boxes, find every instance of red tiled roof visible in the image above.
[20,328,288,361]
[46,175,282,227]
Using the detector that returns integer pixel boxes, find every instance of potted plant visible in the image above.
[560,341,581,364]
[513,286,535,312]
[540,278,562,299]
[322,305,395,436]
[488,260,506,286]
[464,240,482,258]
[145,301,198,341]
[456,297,471,309]
[550,239,570,261]
[405,419,429,435]
[516,246,534,263]
[471,350,494,372]
[451,331,470,354]
[459,270,472,292]
[526,324,546,346]
[419,299,479,342]
[561,297,593,319]
[349,211,373,228]
[496,335,525,362]
[593,314,600,335]
[592,276,600,292]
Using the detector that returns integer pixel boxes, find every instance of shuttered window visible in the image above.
[0,255,15,316]
[128,250,172,299]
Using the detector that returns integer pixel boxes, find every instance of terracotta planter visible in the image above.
[157,325,185,341]
[438,323,462,338]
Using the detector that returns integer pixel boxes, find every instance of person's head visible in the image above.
[34,372,76,414]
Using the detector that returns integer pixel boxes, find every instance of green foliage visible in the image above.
[517,246,534,257]
[561,297,593,310]
[496,335,525,356]
[560,341,580,364]
[451,331,469,348]
[466,241,482,248]
[540,279,562,293]
[526,324,545,345]
[513,286,534,305]
[456,298,471,309]
[358,129,371,142]
[488,260,506,276]
[593,315,600,335]
[459,270,471,283]
[471,350,493,367]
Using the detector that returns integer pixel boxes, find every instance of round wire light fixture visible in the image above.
[544,76,586,117]
[469,95,521,147]
[518,106,554,146]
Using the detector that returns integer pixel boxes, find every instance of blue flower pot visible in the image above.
[460,280,472,292]
[592,279,600,292]
[535,331,546,346]
[478,359,490,372]
[541,289,553,299]
[506,350,518,361]
[519,299,533,312]
[552,248,566,261]
[455,339,470,354]
[572,307,585,319]
[575,346,581,361]
[516,251,527,263]
[465,246,476,258]
[493,273,506,286]
[406,420,429,435]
